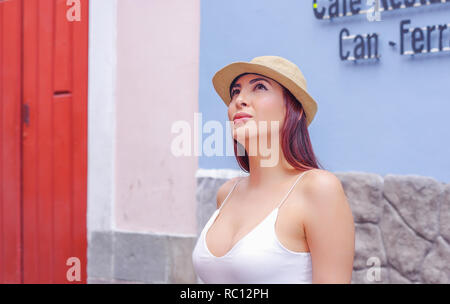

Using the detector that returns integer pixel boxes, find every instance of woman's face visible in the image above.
[227,73,286,146]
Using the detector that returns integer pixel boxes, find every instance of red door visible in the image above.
[0,0,88,283]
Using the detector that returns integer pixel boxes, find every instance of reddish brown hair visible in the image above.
[231,73,324,173]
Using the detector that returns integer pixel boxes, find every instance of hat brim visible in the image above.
[212,61,318,127]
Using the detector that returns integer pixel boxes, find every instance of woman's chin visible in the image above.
[232,130,258,143]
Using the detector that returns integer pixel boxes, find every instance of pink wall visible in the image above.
[115,0,199,234]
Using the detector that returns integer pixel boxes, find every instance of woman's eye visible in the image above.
[231,89,240,97]
[255,83,267,90]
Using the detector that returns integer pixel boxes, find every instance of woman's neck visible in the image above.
[246,146,300,190]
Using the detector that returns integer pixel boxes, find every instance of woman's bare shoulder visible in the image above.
[300,169,343,190]
[216,176,241,209]
[299,168,351,218]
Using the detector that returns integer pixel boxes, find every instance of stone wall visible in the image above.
[340,172,450,283]
[195,171,450,284]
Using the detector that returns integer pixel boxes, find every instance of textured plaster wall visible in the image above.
[115,0,200,234]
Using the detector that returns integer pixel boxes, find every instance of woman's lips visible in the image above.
[233,117,252,125]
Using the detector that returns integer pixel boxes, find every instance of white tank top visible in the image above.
[192,171,313,284]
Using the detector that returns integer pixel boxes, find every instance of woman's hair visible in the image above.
[231,73,324,173]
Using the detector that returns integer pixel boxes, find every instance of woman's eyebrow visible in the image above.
[230,77,272,93]
[249,77,271,86]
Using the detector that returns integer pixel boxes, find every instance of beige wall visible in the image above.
[115,0,200,234]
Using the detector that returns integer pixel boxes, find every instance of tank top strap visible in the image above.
[276,170,310,210]
[218,177,243,211]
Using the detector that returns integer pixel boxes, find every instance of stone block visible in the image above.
[354,223,387,269]
[113,231,168,283]
[196,177,228,234]
[379,202,431,281]
[167,235,198,283]
[87,231,114,280]
[336,172,384,223]
[383,174,442,241]
[439,184,450,244]
[421,237,450,283]
[389,267,412,284]
[351,267,389,284]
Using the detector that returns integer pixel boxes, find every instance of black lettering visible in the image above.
[390,0,402,9]
[313,0,326,19]
[354,35,365,59]
[379,0,390,10]
[412,28,424,53]
[329,0,339,19]
[404,0,416,7]
[340,28,351,60]
[438,24,447,51]
[350,0,361,14]
[367,33,379,58]
[426,25,435,52]
[400,19,411,55]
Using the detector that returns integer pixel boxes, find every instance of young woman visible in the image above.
[192,56,355,284]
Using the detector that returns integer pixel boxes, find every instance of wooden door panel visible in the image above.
[0,0,23,284]
[21,0,88,283]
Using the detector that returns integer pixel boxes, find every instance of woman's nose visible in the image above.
[236,95,248,107]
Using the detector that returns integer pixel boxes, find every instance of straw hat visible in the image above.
[212,55,318,127]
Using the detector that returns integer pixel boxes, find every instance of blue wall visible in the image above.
[198,0,450,183]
